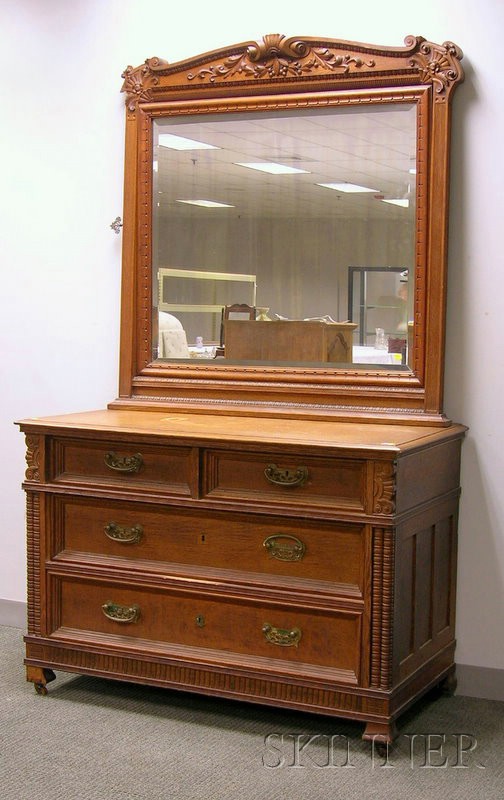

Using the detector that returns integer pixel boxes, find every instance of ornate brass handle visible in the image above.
[263,534,306,562]
[264,463,308,488]
[262,622,302,647]
[104,452,143,473]
[101,602,140,623]
[104,522,143,544]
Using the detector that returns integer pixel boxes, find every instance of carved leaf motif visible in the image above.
[187,35,375,83]
[121,63,157,111]
[373,461,396,514]
[409,40,463,100]
[25,435,40,482]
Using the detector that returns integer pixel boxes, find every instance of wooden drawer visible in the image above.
[49,438,194,497]
[51,496,366,595]
[203,449,366,512]
[51,575,362,680]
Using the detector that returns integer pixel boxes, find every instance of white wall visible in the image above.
[1,0,503,672]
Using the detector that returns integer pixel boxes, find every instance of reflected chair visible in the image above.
[158,311,190,358]
[219,304,256,351]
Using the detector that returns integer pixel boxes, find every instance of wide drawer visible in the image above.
[203,449,366,511]
[49,437,194,497]
[51,496,366,595]
[51,575,362,680]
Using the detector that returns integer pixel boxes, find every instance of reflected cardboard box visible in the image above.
[225,320,357,363]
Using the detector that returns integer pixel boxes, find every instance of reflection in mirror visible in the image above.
[152,102,416,368]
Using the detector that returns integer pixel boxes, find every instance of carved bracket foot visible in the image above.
[26,666,56,696]
[362,720,398,745]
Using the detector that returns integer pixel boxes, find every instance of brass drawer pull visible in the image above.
[104,522,143,544]
[104,452,143,473]
[262,622,302,647]
[263,534,306,562]
[264,463,308,488]
[101,602,140,624]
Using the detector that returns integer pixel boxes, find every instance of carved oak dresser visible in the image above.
[19,34,465,744]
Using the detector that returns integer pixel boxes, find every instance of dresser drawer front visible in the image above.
[53,496,366,593]
[53,576,362,677]
[203,450,366,511]
[49,438,193,496]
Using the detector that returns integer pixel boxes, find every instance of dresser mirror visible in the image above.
[116,35,464,422]
[153,104,416,365]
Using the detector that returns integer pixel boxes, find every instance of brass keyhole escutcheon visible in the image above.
[196,614,205,628]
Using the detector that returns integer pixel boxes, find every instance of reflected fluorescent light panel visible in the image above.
[317,182,378,193]
[236,162,310,175]
[175,199,235,208]
[381,198,410,208]
[158,134,219,150]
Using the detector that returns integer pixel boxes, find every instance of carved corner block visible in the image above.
[25,435,41,482]
[373,461,396,515]
[408,39,464,102]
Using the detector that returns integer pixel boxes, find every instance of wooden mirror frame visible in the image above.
[112,34,464,424]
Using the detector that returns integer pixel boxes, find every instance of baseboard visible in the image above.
[1,599,502,701]
[456,664,504,702]
[0,599,26,630]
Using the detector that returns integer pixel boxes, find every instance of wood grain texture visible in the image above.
[19,410,463,740]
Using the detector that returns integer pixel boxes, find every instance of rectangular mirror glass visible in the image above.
[152,103,416,368]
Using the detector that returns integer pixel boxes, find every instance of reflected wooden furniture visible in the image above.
[225,320,356,363]
[18,34,465,745]
[220,303,256,349]
[158,270,257,349]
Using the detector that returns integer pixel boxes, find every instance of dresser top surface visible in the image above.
[17,408,466,454]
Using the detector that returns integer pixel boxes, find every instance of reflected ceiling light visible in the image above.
[409,167,417,175]
[317,182,378,193]
[153,160,158,172]
[235,162,310,175]
[381,198,410,208]
[158,134,219,150]
[175,199,235,208]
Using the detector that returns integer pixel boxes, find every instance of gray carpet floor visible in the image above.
[1,626,502,799]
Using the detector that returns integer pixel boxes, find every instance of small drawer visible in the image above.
[49,437,194,497]
[51,496,366,595]
[52,575,362,680]
[203,450,366,512]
